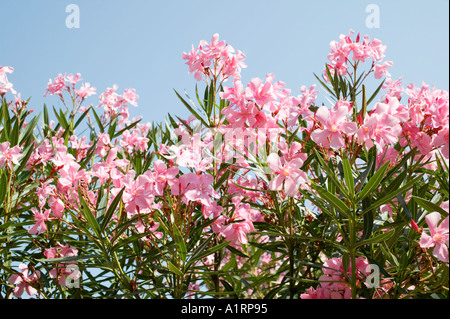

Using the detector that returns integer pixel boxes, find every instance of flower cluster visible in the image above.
[182,33,247,82]
[325,29,391,79]
[0,65,16,96]
[1,31,448,300]
[300,256,371,299]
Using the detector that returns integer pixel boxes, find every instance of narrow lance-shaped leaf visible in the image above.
[342,154,355,198]
[357,161,390,202]
[77,187,101,238]
[173,89,209,127]
[172,223,187,263]
[311,183,352,220]
[412,195,448,217]
[101,187,125,231]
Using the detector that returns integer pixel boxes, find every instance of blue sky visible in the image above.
[1,0,448,124]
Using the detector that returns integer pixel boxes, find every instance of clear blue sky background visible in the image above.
[1,0,448,124]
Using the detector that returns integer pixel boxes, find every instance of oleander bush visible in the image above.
[0,30,448,299]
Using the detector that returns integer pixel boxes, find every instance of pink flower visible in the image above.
[201,201,223,219]
[244,74,278,107]
[116,170,162,218]
[122,88,139,106]
[301,255,370,299]
[8,264,41,298]
[0,65,14,83]
[419,212,449,262]
[174,172,218,206]
[119,129,149,153]
[65,73,82,85]
[48,195,65,218]
[152,160,179,196]
[356,112,402,153]
[44,244,80,287]
[219,218,254,248]
[374,61,393,79]
[57,161,89,192]
[310,105,357,149]
[0,142,23,170]
[28,207,51,235]
[382,77,403,100]
[0,65,16,95]
[135,220,163,240]
[267,153,308,197]
[95,132,111,157]
[75,82,96,98]
[91,147,129,184]
[182,33,246,82]
[214,205,255,248]
[44,73,66,97]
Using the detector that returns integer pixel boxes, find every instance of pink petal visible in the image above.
[329,132,345,149]
[419,232,435,248]
[25,285,38,296]
[425,212,442,236]
[13,284,25,298]
[433,242,449,263]
[8,274,22,285]
[332,105,349,124]
[438,216,449,235]
[284,177,299,197]
[154,160,167,173]
[269,174,284,191]
[288,158,303,171]
[340,122,358,135]
[267,153,281,173]
[315,106,331,125]
[310,129,329,145]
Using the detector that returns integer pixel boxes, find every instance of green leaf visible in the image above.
[101,187,125,231]
[264,285,283,299]
[412,195,448,217]
[91,107,104,133]
[172,224,187,263]
[311,183,352,219]
[360,84,367,121]
[74,106,91,130]
[314,150,349,197]
[362,177,422,216]
[381,169,407,198]
[313,73,337,98]
[113,118,141,139]
[227,245,250,258]
[342,155,355,198]
[0,170,7,205]
[220,279,239,299]
[167,261,184,276]
[19,114,40,146]
[186,240,231,270]
[110,232,148,252]
[356,230,394,248]
[366,79,385,106]
[37,254,97,263]
[77,188,101,238]
[362,197,374,241]
[357,161,390,202]
[173,89,209,127]
[355,147,376,193]
[43,103,50,135]
[213,164,232,190]
[14,143,34,175]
